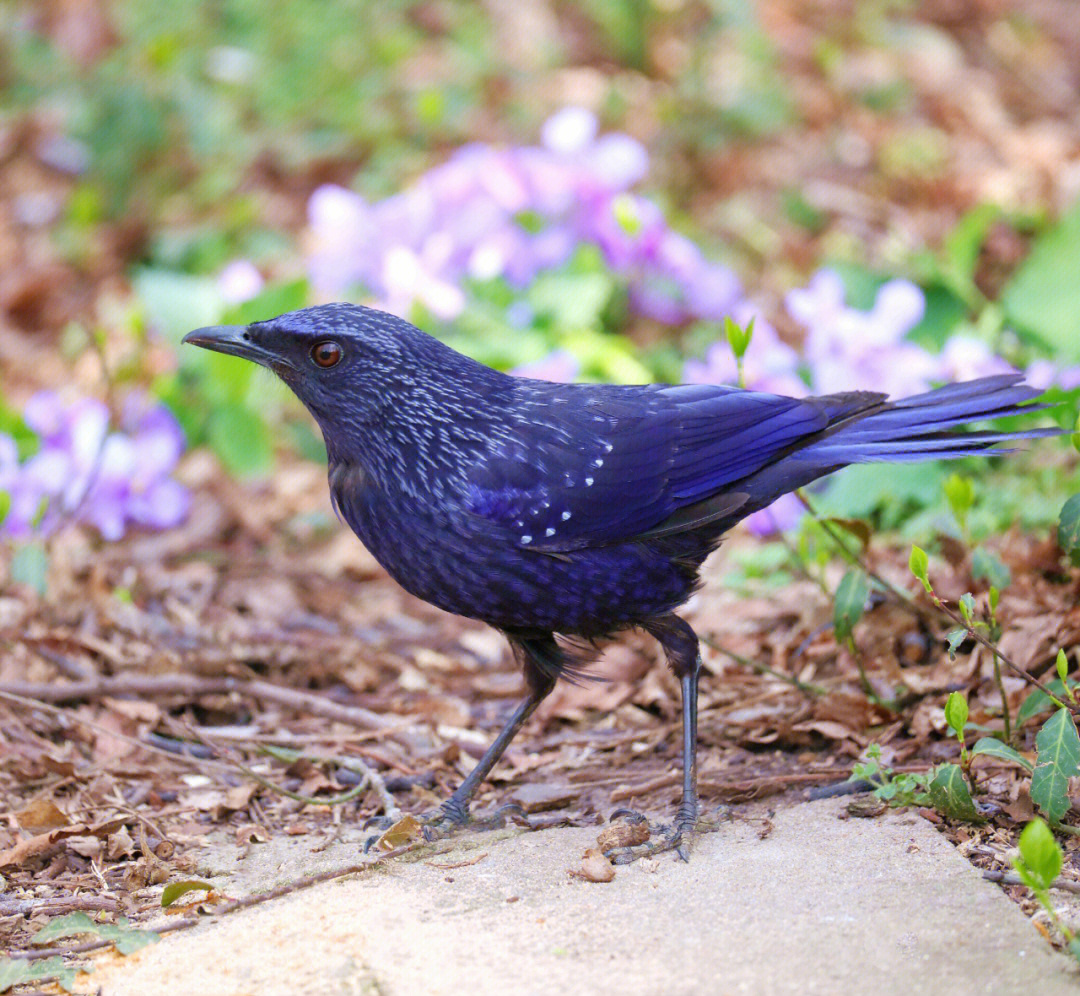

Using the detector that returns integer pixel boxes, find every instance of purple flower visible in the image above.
[937,335,1015,381]
[218,260,264,305]
[0,392,189,541]
[510,350,580,383]
[541,107,598,153]
[299,109,739,329]
[743,493,806,536]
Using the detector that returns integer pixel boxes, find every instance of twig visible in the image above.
[0,674,395,730]
[983,869,1080,896]
[0,895,123,917]
[926,597,1079,714]
[0,689,234,774]
[5,842,420,960]
[700,634,827,696]
[179,723,374,808]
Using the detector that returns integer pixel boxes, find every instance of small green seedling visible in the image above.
[1013,819,1080,963]
[723,316,754,389]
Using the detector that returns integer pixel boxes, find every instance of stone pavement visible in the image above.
[88,797,1077,996]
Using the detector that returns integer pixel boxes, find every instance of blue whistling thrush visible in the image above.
[184,303,1061,862]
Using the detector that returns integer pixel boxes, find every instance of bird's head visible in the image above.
[182,303,441,429]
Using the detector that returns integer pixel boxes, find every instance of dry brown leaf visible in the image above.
[596,820,650,851]
[0,824,95,868]
[15,799,70,832]
[235,823,270,846]
[570,847,615,883]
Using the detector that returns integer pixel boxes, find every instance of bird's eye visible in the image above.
[310,341,342,368]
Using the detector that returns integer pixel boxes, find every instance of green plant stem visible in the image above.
[991,652,1013,743]
[700,634,826,696]
[794,490,934,624]
[927,591,1078,715]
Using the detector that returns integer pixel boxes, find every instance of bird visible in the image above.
[184,302,1061,861]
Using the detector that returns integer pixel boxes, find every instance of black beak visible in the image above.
[181,325,278,366]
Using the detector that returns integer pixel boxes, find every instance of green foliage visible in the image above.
[909,545,930,591]
[1059,493,1080,565]
[970,737,1033,772]
[1012,819,1080,963]
[10,543,48,596]
[849,745,931,807]
[1016,818,1062,890]
[1030,708,1080,824]
[943,692,968,737]
[0,955,81,994]
[944,473,974,532]
[1003,198,1080,361]
[833,568,869,644]
[1016,678,1077,727]
[970,548,1011,589]
[31,912,159,956]
[927,763,981,822]
[161,880,216,908]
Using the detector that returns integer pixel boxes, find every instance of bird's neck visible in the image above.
[322,363,516,498]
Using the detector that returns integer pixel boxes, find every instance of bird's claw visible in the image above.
[603,806,701,865]
[421,801,533,841]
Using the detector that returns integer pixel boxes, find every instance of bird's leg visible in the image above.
[605,615,703,864]
[423,644,557,837]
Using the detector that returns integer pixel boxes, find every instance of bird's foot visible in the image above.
[362,801,533,852]
[602,805,728,865]
[422,801,532,840]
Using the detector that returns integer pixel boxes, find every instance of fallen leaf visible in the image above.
[15,799,69,833]
[376,814,422,850]
[596,819,650,851]
[570,848,615,883]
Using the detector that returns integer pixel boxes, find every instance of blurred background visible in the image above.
[1,0,1079,557]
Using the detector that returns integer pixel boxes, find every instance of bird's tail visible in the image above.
[796,374,1061,465]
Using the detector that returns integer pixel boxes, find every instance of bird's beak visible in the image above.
[181,325,277,366]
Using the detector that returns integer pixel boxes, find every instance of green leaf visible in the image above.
[944,692,969,736]
[134,268,221,344]
[1017,679,1074,726]
[971,737,1034,772]
[927,763,982,821]
[959,592,975,623]
[1031,708,1080,823]
[833,568,869,643]
[909,546,930,589]
[946,627,967,659]
[822,517,871,551]
[161,880,215,908]
[971,548,1011,589]
[944,473,974,528]
[528,270,614,331]
[0,490,10,529]
[11,543,48,596]
[1059,493,1080,559]
[206,404,274,478]
[1057,649,1070,684]
[1017,818,1062,890]
[724,316,753,359]
[0,955,81,993]
[1002,198,1080,361]
[32,912,158,956]
[223,278,309,327]
[943,204,1000,288]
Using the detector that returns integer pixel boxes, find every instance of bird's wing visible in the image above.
[452,383,879,552]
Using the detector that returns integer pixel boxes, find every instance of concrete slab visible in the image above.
[88,798,1077,996]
